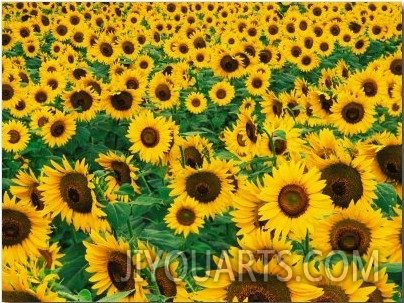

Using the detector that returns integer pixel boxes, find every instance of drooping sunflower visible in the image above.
[95,151,141,202]
[2,262,65,302]
[330,89,376,135]
[63,84,100,122]
[311,203,395,262]
[185,91,208,114]
[169,159,233,219]
[147,73,179,109]
[84,232,148,302]
[38,157,107,233]
[258,160,334,240]
[2,191,51,265]
[127,109,174,165]
[209,80,235,106]
[38,241,65,270]
[306,260,377,302]
[10,168,45,211]
[2,119,30,153]
[40,111,76,148]
[164,196,205,238]
[195,246,323,302]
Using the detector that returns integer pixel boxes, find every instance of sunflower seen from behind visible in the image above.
[38,157,107,233]
[2,191,51,265]
[84,232,148,302]
[258,160,334,240]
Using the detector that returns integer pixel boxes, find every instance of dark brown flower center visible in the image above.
[302,55,311,66]
[259,50,272,63]
[3,33,11,45]
[390,59,402,76]
[184,146,203,168]
[39,249,53,269]
[376,145,402,183]
[320,42,329,51]
[73,68,86,80]
[73,32,84,43]
[252,78,263,89]
[191,98,201,108]
[220,55,239,72]
[363,80,377,97]
[237,133,246,147]
[7,130,21,144]
[2,291,40,302]
[56,25,67,36]
[321,163,363,208]
[111,161,131,185]
[100,42,113,57]
[88,81,101,94]
[38,116,49,127]
[122,41,134,54]
[140,127,160,148]
[319,94,333,114]
[30,185,44,210]
[111,91,133,111]
[176,207,196,226]
[107,251,135,291]
[70,91,93,111]
[291,46,302,58]
[216,89,226,99]
[227,274,291,302]
[35,91,47,103]
[50,120,65,137]
[304,37,313,49]
[15,100,26,110]
[341,102,364,124]
[193,37,206,49]
[363,282,384,302]
[313,285,349,302]
[269,136,287,155]
[278,184,309,217]
[186,171,222,203]
[268,25,278,35]
[355,39,365,49]
[3,209,32,247]
[155,267,177,301]
[126,78,139,90]
[245,121,257,143]
[330,219,371,255]
[155,84,171,101]
[60,172,93,213]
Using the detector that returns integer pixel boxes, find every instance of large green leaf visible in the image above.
[105,202,131,230]
[97,290,135,302]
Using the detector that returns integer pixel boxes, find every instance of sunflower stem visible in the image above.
[57,291,79,301]
[141,174,152,194]
[127,220,134,239]
[71,229,78,244]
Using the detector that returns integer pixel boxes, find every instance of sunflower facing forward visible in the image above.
[169,159,234,219]
[38,157,107,233]
[2,191,51,265]
[40,111,76,148]
[2,119,30,153]
[258,160,334,240]
[127,110,175,165]
[84,232,148,302]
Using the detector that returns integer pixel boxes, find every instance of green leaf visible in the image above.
[114,183,135,196]
[382,263,402,273]
[105,202,131,230]
[374,183,398,215]
[131,195,166,206]
[273,130,287,141]
[97,289,135,302]
[77,289,92,302]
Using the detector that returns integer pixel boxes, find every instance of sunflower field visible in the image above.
[1,1,403,302]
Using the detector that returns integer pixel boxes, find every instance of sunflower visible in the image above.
[258,160,334,240]
[2,191,51,265]
[169,134,213,169]
[21,37,40,58]
[51,19,72,42]
[147,73,179,109]
[330,89,375,135]
[184,91,208,114]
[164,196,205,238]
[386,205,402,263]
[40,72,67,96]
[41,111,76,147]
[115,69,147,92]
[9,97,32,119]
[63,84,100,122]
[350,68,386,104]
[115,33,139,61]
[29,84,56,108]
[211,48,246,78]
[245,70,270,96]
[2,120,30,153]
[2,77,21,110]
[2,262,65,302]
[134,54,154,76]
[359,266,397,302]
[2,26,15,51]
[209,80,235,106]
[231,179,268,235]
[38,241,65,270]
[190,48,211,69]
[84,232,148,302]
[38,157,107,233]
[306,260,377,302]
[362,132,402,199]
[260,91,283,120]
[88,34,117,64]
[296,51,320,72]
[168,159,233,219]
[10,169,45,211]
[127,109,174,165]
[195,246,323,302]
[29,107,52,134]
[103,87,141,120]
[258,116,305,159]
[95,151,141,202]
[311,203,395,262]
[351,36,370,55]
